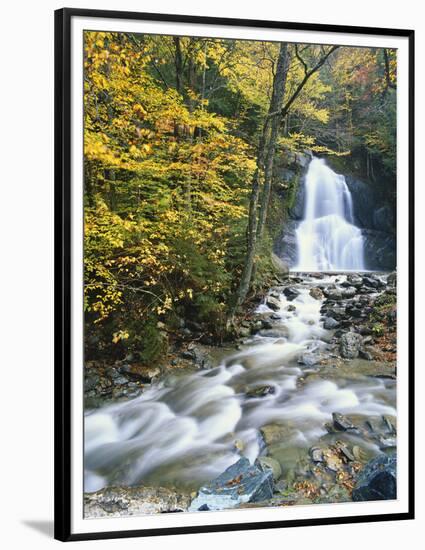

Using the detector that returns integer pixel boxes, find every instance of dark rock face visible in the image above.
[363,229,396,271]
[189,457,274,511]
[275,219,299,266]
[345,176,396,271]
[352,453,397,501]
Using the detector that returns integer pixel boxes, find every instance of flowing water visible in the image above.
[295,158,365,271]
[84,275,395,494]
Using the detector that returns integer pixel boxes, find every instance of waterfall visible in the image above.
[294,157,365,271]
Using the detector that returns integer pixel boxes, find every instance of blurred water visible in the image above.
[84,276,394,493]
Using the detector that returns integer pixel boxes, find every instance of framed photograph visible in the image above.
[54,7,414,541]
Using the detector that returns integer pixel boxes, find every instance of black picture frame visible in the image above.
[54,7,415,542]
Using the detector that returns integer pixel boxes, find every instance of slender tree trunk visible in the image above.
[232,43,288,314]
[257,43,289,239]
[173,36,184,138]
[232,44,340,314]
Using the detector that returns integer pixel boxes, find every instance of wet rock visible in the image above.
[309,287,324,300]
[324,306,346,320]
[352,453,397,501]
[332,412,356,431]
[310,447,324,463]
[323,287,343,301]
[298,353,320,367]
[189,457,274,511]
[362,275,385,289]
[246,385,276,398]
[359,349,374,361]
[84,486,191,517]
[255,456,282,481]
[85,371,100,391]
[286,304,297,312]
[387,272,397,287]
[238,326,251,338]
[258,328,289,339]
[346,274,363,287]
[323,317,339,330]
[119,364,161,382]
[335,442,355,461]
[341,286,357,299]
[339,331,363,359]
[283,287,300,301]
[260,423,294,446]
[261,319,274,330]
[181,345,213,369]
[266,296,281,311]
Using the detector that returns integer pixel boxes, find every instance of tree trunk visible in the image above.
[173,36,184,138]
[257,43,289,239]
[232,43,288,314]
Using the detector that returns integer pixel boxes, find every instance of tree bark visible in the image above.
[257,43,289,239]
[232,43,288,314]
[232,44,340,313]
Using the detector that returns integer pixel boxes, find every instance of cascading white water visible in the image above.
[294,158,365,271]
[84,276,394,495]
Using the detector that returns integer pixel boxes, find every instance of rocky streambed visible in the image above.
[84,271,397,518]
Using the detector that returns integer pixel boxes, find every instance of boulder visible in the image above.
[387,272,397,287]
[309,287,324,300]
[332,412,356,431]
[323,287,343,301]
[189,457,274,511]
[266,296,281,311]
[119,364,161,383]
[340,332,363,359]
[323,317,339,330]
[246,385,276,398]
[181,345,213,369]
[352,453,397,501]
[283,287,300,301]
[298,353,320,367]
[255,456,282,481]
[84,485,191,518]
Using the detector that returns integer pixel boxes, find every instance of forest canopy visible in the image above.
[83,31,396,362]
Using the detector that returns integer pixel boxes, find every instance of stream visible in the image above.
[84,274,396,495]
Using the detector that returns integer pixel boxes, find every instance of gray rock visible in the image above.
[181,346,213,369]
[275,219,299,266]
[332,412,356,431]
[255,456,282,481]
[283,287,300,301]
[352,453,397,501]
[342,286,357,299]
[387,272,397,286]
[246,385,276,398]
[309,287,324,300]
[323,317,339,330]
[189,457,274,511]
[340,331,363,358]
[298,353,320,367]
[84,486,191,517]
[323,287,343,301]
[85,371,100,391]
[266,296,281,311]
